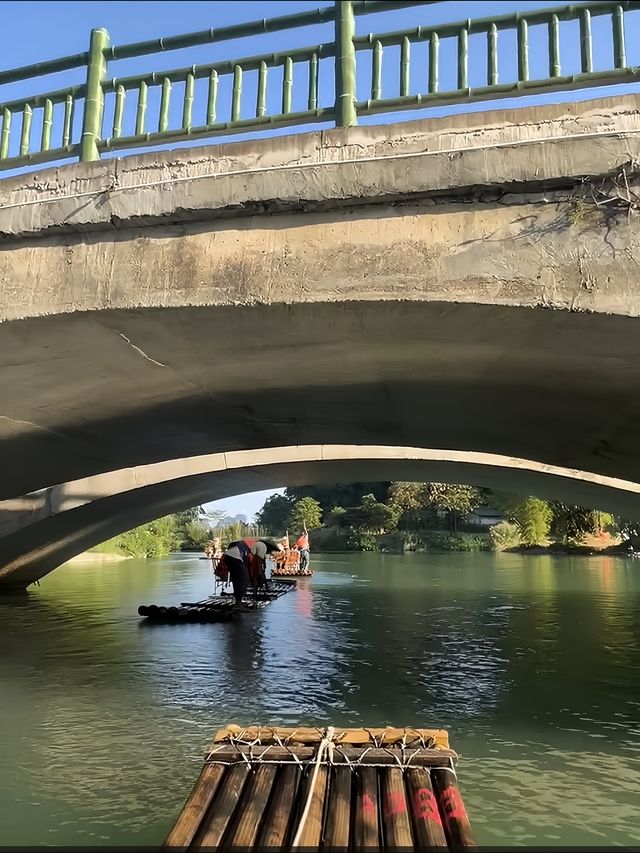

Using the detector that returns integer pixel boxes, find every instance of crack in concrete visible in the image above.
[116,332,167,368]
[0,415,65,437]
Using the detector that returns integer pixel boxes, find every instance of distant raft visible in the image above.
[271,547,313,578]
[164,725,475,850]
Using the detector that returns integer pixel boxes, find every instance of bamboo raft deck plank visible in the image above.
[138,581,296,623]
[165,726,475,850]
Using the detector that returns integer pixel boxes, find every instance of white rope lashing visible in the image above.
[290,726,335,848]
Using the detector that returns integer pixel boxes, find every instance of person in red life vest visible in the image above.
[295,526,310,572]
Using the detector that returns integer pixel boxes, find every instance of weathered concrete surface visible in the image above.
[0,96,640,507]
[2,445,640,589]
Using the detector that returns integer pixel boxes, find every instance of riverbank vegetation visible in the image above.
[255,482,630,554]
[90,509,266,559]
[87,482,635,560]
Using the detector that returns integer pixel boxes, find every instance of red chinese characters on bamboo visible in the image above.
[384,790,408,818]
[412,786,443,824]
[439,785,469,822]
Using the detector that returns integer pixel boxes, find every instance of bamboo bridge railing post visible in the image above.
[335,0,357,126]
[80,27,109,161]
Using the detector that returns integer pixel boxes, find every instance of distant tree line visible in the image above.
[94,483,631,559]
[94,507,266,559]
[253,482,625,552]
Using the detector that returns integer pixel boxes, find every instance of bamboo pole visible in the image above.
[282,56,293,114]
[81,28,109,161]
[431,766,476,849]
[487,23,498,86]
[429,32,439,93]
[183,72,194,129]
[613,5,626,68]
[406,767,448,849]
[225,764,277,848]
[158,77,171,132]
[517,18,529,81]
[372,39,383,99]
[324,765,352,848]
[20,105,32,156]
[292,764,328,847]
[458,26,468,89]
[135,80,147,135]
[164,763,226,848]
[580,8,593,73]
[381,767,413,848]
[257,61,268,117]
[1,108,11,160]
[192,763,250,848]
[400,36,410,97]
[353,767,380,849]
[335,0,357,126]
[308,52,318,109]
[41,99,53,151]
[231,65,243,122]
[62,95,74,146]
[113,85,125,137]
[206,69,218,124]
[257,764,301,847]
[548,13,561,77]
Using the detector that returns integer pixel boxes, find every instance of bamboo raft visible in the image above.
[138,582,296,624]
[272,549,314,579]
[165,725,475,850]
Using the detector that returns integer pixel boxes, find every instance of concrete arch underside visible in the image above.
[2,300,640,504]
[2,445,640,590]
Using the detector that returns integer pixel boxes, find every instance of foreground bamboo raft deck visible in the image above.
[165,726,475,850]
[138,582,296,624]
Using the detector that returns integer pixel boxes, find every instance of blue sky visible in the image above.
[3,0,640,517]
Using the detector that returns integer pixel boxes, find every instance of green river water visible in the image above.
[0,551,639,847]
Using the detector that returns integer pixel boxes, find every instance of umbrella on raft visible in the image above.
[241,537,283,551]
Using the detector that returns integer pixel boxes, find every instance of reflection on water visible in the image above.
[0,551,639,845]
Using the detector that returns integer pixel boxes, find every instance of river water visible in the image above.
[0,551,639,847]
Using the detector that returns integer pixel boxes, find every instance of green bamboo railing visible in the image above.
[0,0,638,173]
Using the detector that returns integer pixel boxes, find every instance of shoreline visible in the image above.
[66,552,131,564]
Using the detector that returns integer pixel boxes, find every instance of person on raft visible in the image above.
[295,526,310,572]
[250,539,284,591]
[220,539,283,608]
[220,540,252,608]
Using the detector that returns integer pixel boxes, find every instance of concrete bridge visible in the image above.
[2,90,640,587]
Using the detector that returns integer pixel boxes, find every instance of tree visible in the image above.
[255,494,294,534]
[388,482,424,529]
[357,493,400,533]
[421,483,482,531]
[182,519,211,549]
[551,503,600,544]
[512,497,552,545]
[327,505,348,528]
[290,497,323,531]
[285,482,390,514]
[116,515,179,558]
